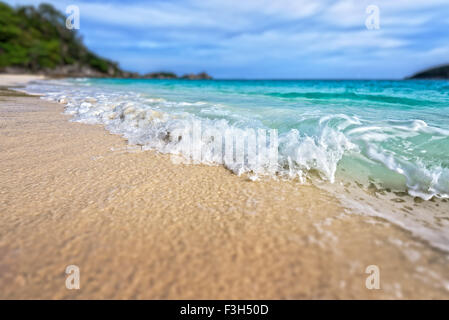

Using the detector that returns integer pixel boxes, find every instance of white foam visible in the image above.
[24,79,449,200]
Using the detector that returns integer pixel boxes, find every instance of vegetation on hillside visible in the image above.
[0,2,212,79]
[0,2,125,76]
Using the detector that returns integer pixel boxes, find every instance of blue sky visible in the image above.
[6,0,449,79]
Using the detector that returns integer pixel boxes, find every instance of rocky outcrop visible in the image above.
[142,72,178,79]
[181,72,213,80]
[142,72,213,80]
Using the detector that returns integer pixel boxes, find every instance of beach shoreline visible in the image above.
[1,75,449,299]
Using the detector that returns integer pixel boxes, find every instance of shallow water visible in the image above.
[24,78,449,251]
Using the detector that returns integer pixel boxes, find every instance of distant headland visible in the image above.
[406,64,449,80]
[0,2,212,80]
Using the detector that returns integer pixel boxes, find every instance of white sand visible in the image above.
[0,74,45,86]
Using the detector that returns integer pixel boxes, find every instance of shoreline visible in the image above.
[1,75,449,299]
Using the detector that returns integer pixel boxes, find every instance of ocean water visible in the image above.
[23,78,449,250]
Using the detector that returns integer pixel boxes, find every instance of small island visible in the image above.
[142,71,213,80]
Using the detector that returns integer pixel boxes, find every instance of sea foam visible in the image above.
[24,79,449,200]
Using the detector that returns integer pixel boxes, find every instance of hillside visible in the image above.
[407,64,449,79]
[0,2,132,77]
[0,2,212,79]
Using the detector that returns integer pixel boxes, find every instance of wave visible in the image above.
[266,91,434,106]
[25,80,449,201]
[23,79,449,252]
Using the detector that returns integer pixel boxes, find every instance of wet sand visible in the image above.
[1,75,448,299]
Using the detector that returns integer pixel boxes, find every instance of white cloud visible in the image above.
[4,0,449,78]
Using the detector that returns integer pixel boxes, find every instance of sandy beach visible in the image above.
[1,75,449,299]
